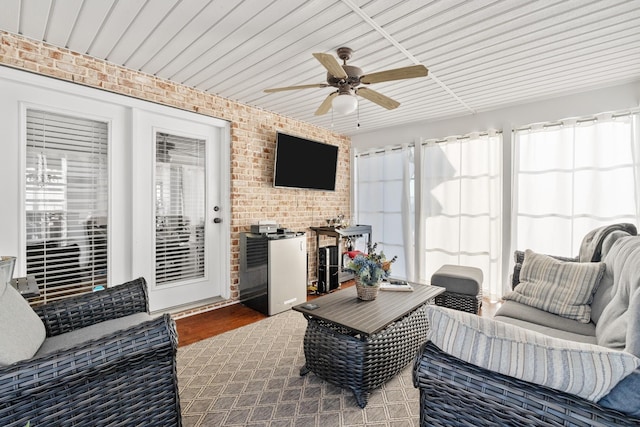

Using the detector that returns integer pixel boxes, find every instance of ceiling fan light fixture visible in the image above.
[332,93,358,115]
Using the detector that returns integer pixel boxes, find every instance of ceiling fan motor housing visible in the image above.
[327,65,363,88]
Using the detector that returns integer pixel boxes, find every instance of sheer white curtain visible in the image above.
[513,113,640,256]
[355,146,414,280]
[419,133,503,300]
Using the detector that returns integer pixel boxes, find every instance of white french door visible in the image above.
[132,109,230,312]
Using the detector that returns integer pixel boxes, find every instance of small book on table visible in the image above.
[380,280,413,292]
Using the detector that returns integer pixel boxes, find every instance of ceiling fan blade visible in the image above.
[312,52,348,79]
[264,83,328,93]
[315,92,338,116]
[361,64,428,84]
[356,87,400,110]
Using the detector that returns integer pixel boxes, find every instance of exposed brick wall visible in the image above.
[0,31,351,317]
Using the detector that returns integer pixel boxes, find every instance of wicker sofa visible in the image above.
[0,276,181,427]
[414,225,640,426]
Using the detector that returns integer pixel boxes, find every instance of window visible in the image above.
[355,133,503,299]
[25,109,108,302]
[420,133,503,300]
[355,146,414,280]
[155,132,206,285]
[513,114,640,254]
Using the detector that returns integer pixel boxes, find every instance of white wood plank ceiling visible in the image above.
[1,0,639,136]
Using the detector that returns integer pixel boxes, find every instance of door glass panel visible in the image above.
[155,132,206,285]
[25,109,108,303]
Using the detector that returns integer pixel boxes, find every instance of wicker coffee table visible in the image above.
[293,283,444,408]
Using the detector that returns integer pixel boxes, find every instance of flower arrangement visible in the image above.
[346,242,397,286]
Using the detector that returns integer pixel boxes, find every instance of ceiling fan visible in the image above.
[264,47,428,116]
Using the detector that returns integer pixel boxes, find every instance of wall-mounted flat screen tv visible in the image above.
[273,132,338,191]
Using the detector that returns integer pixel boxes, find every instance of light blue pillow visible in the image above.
[599,368,640,416]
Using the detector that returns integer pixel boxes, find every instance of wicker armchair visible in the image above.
[414,224,640,426]
[0,277,182,427]
[413,342,640,427]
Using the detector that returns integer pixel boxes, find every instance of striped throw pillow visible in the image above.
[503,249,605,323]
[426,305,640,401]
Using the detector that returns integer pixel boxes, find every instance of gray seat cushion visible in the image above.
[35,312,154,357]
[495,300,596,337]
[431,265,483,295]
[494,316,597,344]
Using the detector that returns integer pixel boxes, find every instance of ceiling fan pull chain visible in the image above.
[357,101,360,128]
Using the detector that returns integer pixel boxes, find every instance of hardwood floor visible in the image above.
[175,282,348,346]
[175,303,268,346]
[175,282,500,347]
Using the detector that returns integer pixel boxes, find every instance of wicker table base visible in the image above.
[299,303,430,407]
[294,284,444,408]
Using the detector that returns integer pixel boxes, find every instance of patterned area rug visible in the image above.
[177,309,420,426]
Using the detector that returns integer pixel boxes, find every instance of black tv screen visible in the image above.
[273,132,338,191]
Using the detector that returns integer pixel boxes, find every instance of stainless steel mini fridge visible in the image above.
[239,232,307,315]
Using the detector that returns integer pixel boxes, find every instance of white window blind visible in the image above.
[25,109,108,303]
[155,132,206,285]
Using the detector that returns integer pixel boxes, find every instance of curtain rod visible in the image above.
[355,144,409,158]
[515,108,640,132]
[355,130,504,157]
[421,130,501,145]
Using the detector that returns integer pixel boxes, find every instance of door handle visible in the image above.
[214,218,223,224]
